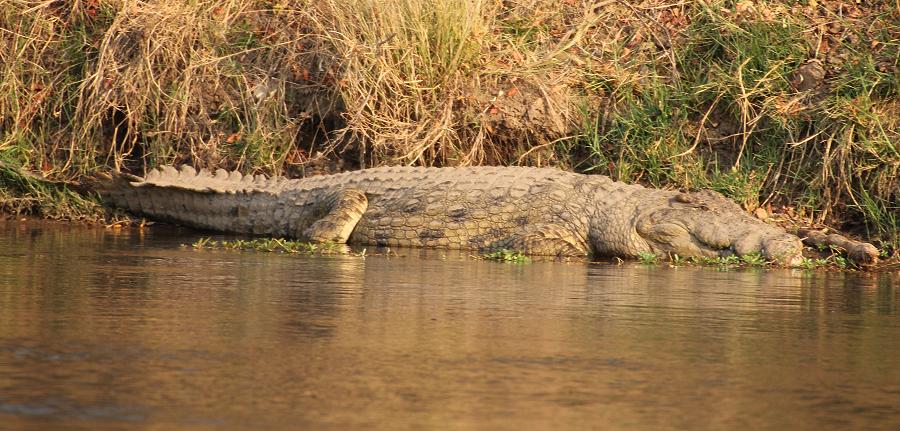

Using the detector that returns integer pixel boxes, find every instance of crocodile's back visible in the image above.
[327,166,601,250]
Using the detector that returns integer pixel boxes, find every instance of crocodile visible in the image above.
[96,165,880,265]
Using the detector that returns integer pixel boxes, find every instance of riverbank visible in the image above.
[1,1,897,253]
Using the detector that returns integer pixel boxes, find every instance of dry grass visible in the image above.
[2,0,336,175]
[1,0,583,172]
[307,0,596,166]
[308,0,493,165]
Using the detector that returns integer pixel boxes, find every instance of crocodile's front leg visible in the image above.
[303,189,368,243]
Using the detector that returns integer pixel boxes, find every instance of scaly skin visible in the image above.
[98,165,807,264]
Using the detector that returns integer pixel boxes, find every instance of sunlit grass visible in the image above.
[0,161,103,221]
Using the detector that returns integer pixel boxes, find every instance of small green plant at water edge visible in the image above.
[190,237,345,255]
[637,252,659,264]
[690,255,741,266]
[679,253,772,269]
[740,252,767,267]
[829,255,849,270]
[482,249,531,263]
[800,253,849,270]
[797,257,829,270]
[191,237,217,249]
[649,250,861,270]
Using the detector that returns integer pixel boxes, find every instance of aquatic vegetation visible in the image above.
[190,237,346,255]
[662,249,865,271]
[481,249,531,263]
[675,254,768,268]
[797,257,830,270]
[830,255,849,270]
[637,252,659,265]
[683,255,743,268]
[740,252,767,267]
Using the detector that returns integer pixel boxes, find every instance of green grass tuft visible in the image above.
[0,161,102,221]
[190,237,347,255]
[482,249,532,263]
[637,252,659,265]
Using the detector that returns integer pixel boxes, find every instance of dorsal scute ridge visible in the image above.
[161,165,179,178]
[178,165,197,177]
[135,165,281,194]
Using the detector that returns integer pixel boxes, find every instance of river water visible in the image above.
[0,221,898,430]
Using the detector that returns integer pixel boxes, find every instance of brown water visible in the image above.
[0,221,898,430]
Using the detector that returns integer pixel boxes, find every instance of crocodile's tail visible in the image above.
[96,165,295,235]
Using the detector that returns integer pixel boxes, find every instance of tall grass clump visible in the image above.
[1,0,580,174]
[310,0,591,166]
[309,0,492,165]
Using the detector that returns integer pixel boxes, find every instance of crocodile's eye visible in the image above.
[673,193,696,204]
[672,193,710,211]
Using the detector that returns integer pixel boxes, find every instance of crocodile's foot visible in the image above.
[797,228,880,266]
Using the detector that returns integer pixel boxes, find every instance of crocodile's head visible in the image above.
[633,190,803,265]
